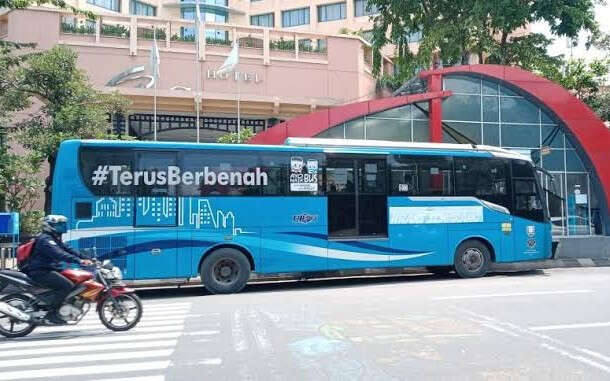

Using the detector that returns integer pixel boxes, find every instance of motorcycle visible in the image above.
[0,259,142,338]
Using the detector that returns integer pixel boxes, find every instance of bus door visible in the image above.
[326,155,389,270]
[511,160,550,261]
[133,151,179,279]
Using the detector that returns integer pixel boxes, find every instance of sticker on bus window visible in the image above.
[398,184,410,192]
[290,157,318,192]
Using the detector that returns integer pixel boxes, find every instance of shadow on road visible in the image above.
[135,269,547,300]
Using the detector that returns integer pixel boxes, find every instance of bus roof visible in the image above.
[68,139,531,161]
[284,138,532,161]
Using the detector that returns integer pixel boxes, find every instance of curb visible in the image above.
[491,258,610,272]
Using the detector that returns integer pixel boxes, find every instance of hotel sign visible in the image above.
[206,69,262,84]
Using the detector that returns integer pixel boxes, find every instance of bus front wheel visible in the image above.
[201,248,251,294]
[453,240,491,278]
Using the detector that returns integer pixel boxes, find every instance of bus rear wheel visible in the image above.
[201,248,251,294]
[453,240,491,278]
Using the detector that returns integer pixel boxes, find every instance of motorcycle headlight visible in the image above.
[111,266,123,281]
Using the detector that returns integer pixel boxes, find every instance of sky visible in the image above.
[530,2,610,61]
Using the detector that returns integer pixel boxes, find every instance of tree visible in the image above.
[0,0,96,18]
[10,45,130,212]
[539,57,610,122]
[0,149,44,213]
[217,127,255,144]
[541,58,609,99]
[369,0,600,81]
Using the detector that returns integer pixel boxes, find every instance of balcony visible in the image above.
[57,13,337,65]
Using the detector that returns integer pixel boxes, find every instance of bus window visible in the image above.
[455,157,511,211]
[390,155,453,196]
[180,150,261,196]
[79,148,133,196]
[512,160,545,222]
[135,151,177,197]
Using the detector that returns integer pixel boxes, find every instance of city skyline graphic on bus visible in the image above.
[75,196,245,235]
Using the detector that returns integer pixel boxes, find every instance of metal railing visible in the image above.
[58,13,333,64]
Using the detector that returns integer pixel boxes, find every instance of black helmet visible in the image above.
[42,215,68,235]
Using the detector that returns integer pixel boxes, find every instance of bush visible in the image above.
[20,210,44,236]
[217,127,255,144]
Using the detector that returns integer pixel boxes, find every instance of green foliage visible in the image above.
[102,24,130,38]
[369,0,600,80]
[269,38,327,53]
[541,58,610,99]
[216,127,255,144]
[586,91,610,122]
[0,0,96,19]
[0,149,44,213]
[0,45,130,211]
[538,58,610,121]
[60,21,95,35]
[14,46,130,159]
[20,210,44,235]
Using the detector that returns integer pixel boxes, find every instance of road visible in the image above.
[1,267,610,380]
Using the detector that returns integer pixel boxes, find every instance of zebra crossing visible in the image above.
[0,300,193,381]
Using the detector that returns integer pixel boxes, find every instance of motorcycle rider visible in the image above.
[25,215,92,324]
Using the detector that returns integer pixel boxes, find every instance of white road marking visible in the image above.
[187,330,220,336]
[423,333,482,338]
[0,339,177,358]
[530,322,610,331]
[90,376,165,381]
[579,348,610,363]
[0,331,183,350]
[455,307,610,375]
[198,358,222,365]
[34,320,184,333]
[434,289,594,300]
[0,349,173,368]
[541,343,610,374]
[0,360,171,380]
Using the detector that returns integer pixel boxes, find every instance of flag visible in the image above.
[195,0,204,60]
[217,41,239,74]
[149,27,160,81]
[195,0,204,27]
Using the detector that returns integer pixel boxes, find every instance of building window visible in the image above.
[251,13,274,27]
[87,0,120,12]
[354,0,378,17]
[318,2,346,22]
[282,7,310,27]
[181,3,228,41]
[130,0,156,16]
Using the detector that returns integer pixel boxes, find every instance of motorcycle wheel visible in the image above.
[98,293,142,332]
[0,294,37,338]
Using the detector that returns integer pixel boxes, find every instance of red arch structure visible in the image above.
[251,64,610,213]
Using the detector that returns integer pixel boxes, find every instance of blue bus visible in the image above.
[52,138,551,293]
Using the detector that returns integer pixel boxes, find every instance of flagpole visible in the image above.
[195,0,202,143]
[153,25,158,142]
[237,69,241,143]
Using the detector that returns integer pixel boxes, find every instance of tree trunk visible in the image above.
[43,155,56,214]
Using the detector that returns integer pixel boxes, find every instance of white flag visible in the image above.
[195,0,204,27]
[149,28,160,80]
[217,41,239,74]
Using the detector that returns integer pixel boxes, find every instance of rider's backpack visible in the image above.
[16,239,36,271]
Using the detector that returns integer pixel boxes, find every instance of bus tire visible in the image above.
[200,248,251,294]
[453,240,491,278]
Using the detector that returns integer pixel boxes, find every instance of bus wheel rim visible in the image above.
[462,248,484,272]
[213,259,239,284]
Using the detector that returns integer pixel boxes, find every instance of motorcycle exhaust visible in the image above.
[0,301,31,322]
